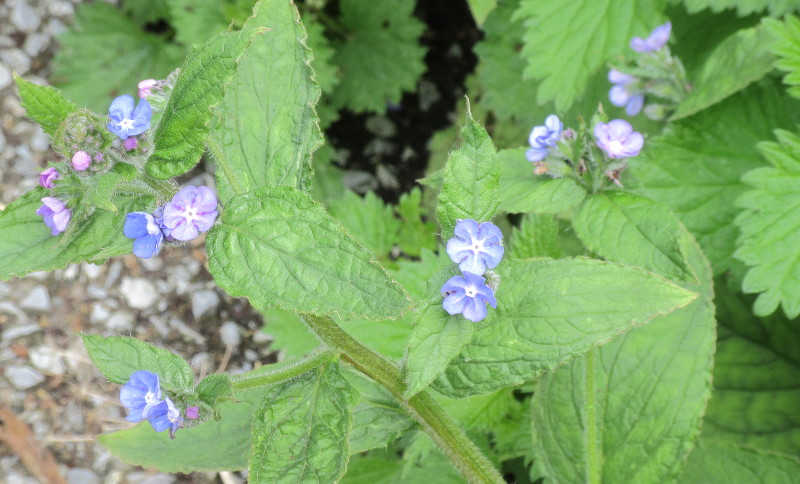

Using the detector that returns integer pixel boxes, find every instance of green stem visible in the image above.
[230,348,339,391]
[300,314,505,484]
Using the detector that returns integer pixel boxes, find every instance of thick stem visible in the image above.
[300,314,505,484]
[230,349,339,391]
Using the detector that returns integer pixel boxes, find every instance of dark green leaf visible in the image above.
[14,74,77,136]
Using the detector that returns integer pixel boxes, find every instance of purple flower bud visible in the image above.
[138,79,158,99]
[94,152,104,162]
[71,150,91,171]
[446,219,504,276]
[594,119,644,159]
[148,397,183,438]
[36,197,71,236]
[124,212,165,259]
[608,69,644,116]
[526,115,563,162]
[185,406,200,419]
[38,167,60,189]
[120,370,162,423]
[441,271,498,323]
[162,186,219,241]
[630,21,671,53]
[124,137,138,151]
[108,95,152,139]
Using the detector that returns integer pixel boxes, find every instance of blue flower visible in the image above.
[526,115,563,162]
[148,396,183,438]
[446,219,504,276]
[124,212,165,259]
[594,119,644,159]
[630,22,671,53]
[120,370,162,423]
[108,95,152,139]
[608,69,644,116]
[441,271,497,323]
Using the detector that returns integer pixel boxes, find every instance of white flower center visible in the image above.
[465,285,477,298]
[119,118,135,131]
[144,391,157,405]
[146,218,161,236]
[608,140,624,153]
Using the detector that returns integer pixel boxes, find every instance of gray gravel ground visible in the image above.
[0,2,272,483]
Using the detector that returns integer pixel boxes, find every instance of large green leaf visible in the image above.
[249,362,359,483]
[14,74,77,136]
[680,0,799,16]
[435,257,696,397]
[531,226,715,483]
[146,29,254,179]
[210,0,322,202]
[499,148,587,214]
[206,186,411,320]
[767,16,800,99]
[329,191,401,258]
[508,213,563,259]
[344,371,415,454]
[436,110,500,237]
[168,0,229,47]
[681,442,800,484]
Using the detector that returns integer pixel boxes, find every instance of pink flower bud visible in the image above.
[94,152,104,162]
[39,167,60,188]
[124,137,138,151]
[71,150,91,171]
[185,406,200,419]
[137,79,158,99]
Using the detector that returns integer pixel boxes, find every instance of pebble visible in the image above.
[244,349,258,361]
[48,1,74,17]
[86,284,108,299]
[252,330,271,344]
[126,472,176,484]
[0,282,10,297]
[29,346,65,375]
[0,48,32,75]
[11,0,40,33]
[107,311,135,333]
[23,33,49,57]
[19,285,51,312]
[81,262,104,280]
[190,352,211,371]
[67,468,100,484]
[1,322,39,341]
[191,289,220,320]
[120,277,159,310]
[104,261,122,288]
[0,64,11,90]
[90,303,111,325]
[169,318,206,344]
[0,301,29,324]
[6,365,45,390]
[6,473,40,484]
[140,257,163,272]
[365,116,397,138]
[220,321,242,346]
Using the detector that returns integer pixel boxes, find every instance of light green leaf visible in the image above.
[14,74,77,136]
[468,0,497,26]
[330,0,426,113]
[147,29,254,179]
[672,23,775,120]
[573,191,694,282]
[196,374,234,417]
[436,109,500,237]
[329,191,401,258]
[680,0,799,16]
[210,0,322,202]
[767,16,800,98]
[500,148,587,214]
[508,213,563,259]
[249,362,359,483]
[206,186,411,320]
[515,0,664,111]
[435,257,696,397]
[82,335,194,391]
[168,0,229,47]
[304,14,341,128]
[681,442,800,484]
[396,188,438,258]
[531,226,715,484]
[628,81,800,274]
[344,371,414,454]
[261,308,320,358]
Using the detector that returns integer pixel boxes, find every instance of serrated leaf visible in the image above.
[0,189,151,281]
[329,191,401,258]
[14,75,77,136]
[767,16,800,98]
[500,148,587,214]
[435,256,696,397]
[681,442,800,484]
[628,80,800,274]
[82,334,194,391]
[467,0,497,26]
[344,370,414,454]
[210,0,322,201]
[515,0,664,111]
[396,188,437,258]
[146,29,254,179]
[508,213,563,259]
[436,109,500,236]
[573,191,694,282]
[168,0,229,47]
[304,14,341,128]
[249,362,359,483]
[196,374,234,415]
[681,0,798,16]
[206,186,410,320]
[330,0,426,113]
[672,23,775,120]
[531,226,715,484]
[52,2,185,112]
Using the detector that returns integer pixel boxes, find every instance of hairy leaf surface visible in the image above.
[500,149,587,214]
[14,75,78,136]
[681,442,800,483]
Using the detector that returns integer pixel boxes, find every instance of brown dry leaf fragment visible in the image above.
[0,406,67,484]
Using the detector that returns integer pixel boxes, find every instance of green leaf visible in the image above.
[531,226,715,483]
[196,374,235,417]
[515,0,664,111]
[84,163,138,213]
[146,29,254,179]
[680,0,798,16]
[672,23,775,120]
[14,74,77,136]
[508,213,563,259]
[304,14,341,128]
[681,442,800,484]
[573,191,694,282]
[51,2,185,111]
[249,362,359,483]
[329,191,401,258]
[500,148,587,214]
[767,16,800,99]
[261,308,320,358]
[435,257,696,397]
[206,186,411,320]
[396,188,438,258]
[82,334,194,391]
[209,0,322,201]
[168,0,229,47]
[467,0,497,25]
[628,80,800,274]
[436,108,500,237]
[330,0,426,113]
[0,189,150,281]
[344,371,414,454]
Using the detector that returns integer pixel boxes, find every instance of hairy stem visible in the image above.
[230,348,339,391]
[300,314,505,484]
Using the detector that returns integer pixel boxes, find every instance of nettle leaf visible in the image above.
[514,0,664,111]
[52,2,185,112]
[82,335,194,391]
[210,0,322,202]
[436,107,500,236]
[531,226,715,484]
[396,188,438,258]
[304,14,341,128]
[329,191,401,258]
[0,189,150,281]
[628,81,800,274]
[206,186,411,320]
[330,0,426,113]
[500,148,587,214]
[681,442,800,483]
[467,0,497,25]
[767,16,800,98]
[435,257,696,397]
[168,0,229,47]
[681,0,799,16]
[508,213,563,259]
[344,371,415,454]
[573,191,694,282]
[735,130,800,317]
[100,386,263,472]
[672,23,775,120]
[147,29,254,179]
[702,283,800,455]
[249,362,359,483]
[14,75,77,136]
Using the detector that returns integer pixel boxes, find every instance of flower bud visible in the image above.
[39,167,60,188]
[124,137,138,151]
[138,79,158,99]
[71,150,91,171]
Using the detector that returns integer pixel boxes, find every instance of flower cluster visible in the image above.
[120,370,185,438]
[526,115,563,162]
[124,186,219,259]
[594,120,644,159]
[441,219,503,322]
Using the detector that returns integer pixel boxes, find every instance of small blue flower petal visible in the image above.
[124,212,150,239]
[108,95,152,139]
[120,370,162,423]
[440,271,497,322]
[446,220,504,276]
[133,233,163,259]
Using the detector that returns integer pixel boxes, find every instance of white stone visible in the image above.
[0,64,11,90]
[191,289,220,320]
[0,48,31,75]
[81,262,104,280]
[29,346,65,375]
[219,321,241,346]
[22,32,48,57]
[20,285,51,311]
[89,303,111,325]
[6,365,45,390]
[11,0,40,33]
[120,277,158,310]
[107,311,135,333]
[48,1,74,17]
[140,256,163,272]
[67,468,100,484]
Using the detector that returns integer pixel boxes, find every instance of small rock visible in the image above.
[20,285,51,312]
[0,64,11,90]
[252,330,271,344]
[220,321,241,346]
[107,311,135,333]
[120,277,158,310]
[11,0,40,33]
[44,18,67,37]
[169,318,206,344]
[48,1,74,17]
[0,282,10,298]
[22,33,49,57]
[6,473,40,484]
[29,126,50,152]
[126,472,176,484]
[29,346,65,375]
[191,289,220,320]
[89,303,111,325]
[244,349,258,361]
[62,263,79,280]
[104,261,122,288]
[140,257,163,272]
[81,262,104,280]
[6,365,45,390]
[67,468,100,484]
[1,322,39,341]
[0,48,31,75]
[365,116,397,138]
[190,352,211,371]
[86,284,108,299]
